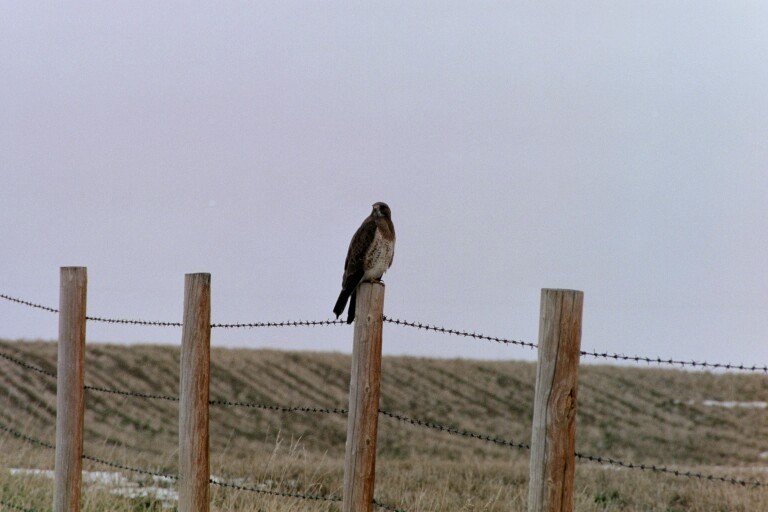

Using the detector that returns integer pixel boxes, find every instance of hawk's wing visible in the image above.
[333,214,377,322]
[341,214,377,291]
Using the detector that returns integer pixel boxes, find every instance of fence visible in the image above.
[1,267,767,512]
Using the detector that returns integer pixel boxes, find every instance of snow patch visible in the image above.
[9,468,177,507]
[700,400,767,409]
[10,468,54,478]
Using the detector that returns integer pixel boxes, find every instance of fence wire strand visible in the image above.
[576,451,767,487]
[208,477,405,512]
[208,477,340,503]
[0,351,56,378]
[579,348,768,373]
[83,385,180,402]
[212,319,346,328]
[86,316,182,327]
[78,383,768,489]
[383,316,536,349]
[0,498,38,512]
[82,454,177,480]
[0,421,403,510]
[0,294,58,314]
[1,372,767,501]
[209,399,347,415]
[0,292,182,327]
[4,292,768,498]
[379,409,530,450]
[3,290,767,373]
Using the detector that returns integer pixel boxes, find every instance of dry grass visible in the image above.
[1,339,767,510]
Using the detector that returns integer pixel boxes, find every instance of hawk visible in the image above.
[333,202,396,324]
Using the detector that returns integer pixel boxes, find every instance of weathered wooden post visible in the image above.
[178,273,211,512]
[342,281,385,512]
[54,267,87,512]
[528,289,584,512]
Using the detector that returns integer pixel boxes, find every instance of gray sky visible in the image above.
[2,2,767,365]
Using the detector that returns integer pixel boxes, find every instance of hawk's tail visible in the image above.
[333,289,351,320]
[333,288,357,324]
[346,289,356,324]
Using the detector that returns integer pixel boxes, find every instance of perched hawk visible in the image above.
[333,202,396,324]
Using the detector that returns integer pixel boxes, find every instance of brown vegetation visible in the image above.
[1,339,767,510]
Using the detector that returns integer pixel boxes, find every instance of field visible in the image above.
[1,339,767,511]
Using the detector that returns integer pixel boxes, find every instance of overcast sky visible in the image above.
[2,2,767,366]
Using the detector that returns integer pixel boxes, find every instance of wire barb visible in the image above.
[86,316,183,327]
[208,399,347,415]
[0,350,56,378]
[208,476,341,503]
[211,319,346,329]
[579,349,768,373]
[383,316,537,350]
[84,385,180,402]
[0,422,55,451]
[0,293,58,314]
[0,499,39,512]
[576,451,767,487]
[379,409,530,450]
[82,453,177,480]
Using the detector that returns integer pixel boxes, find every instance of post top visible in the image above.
[541,288,583,295]
[358,280,385,287]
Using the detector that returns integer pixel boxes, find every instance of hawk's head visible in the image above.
[372,202,391,218]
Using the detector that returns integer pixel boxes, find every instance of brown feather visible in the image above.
[333,203,395,322]
[341,214,378,291]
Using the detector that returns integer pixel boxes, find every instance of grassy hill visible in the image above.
[1,339,767,511]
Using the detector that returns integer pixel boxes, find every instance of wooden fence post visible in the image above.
[179,273,211,512]
[528,289,584,512]
[342,281,385,512]
[54,267,87,512]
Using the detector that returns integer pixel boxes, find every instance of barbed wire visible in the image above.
[0,361,343,413]
[576,451,767,487]
[212,319,346,328]
[0,358,527,458]
[4,291,768,373]
[81,386,518,457]
[379,409,530,451]
[208,477,406,511]
[86,386,345,416]
[0,422,55,451]
[84,385,180,402]
[86,316,182,327]
[579,349,768,373]
[0,292,182,326]
[0,421,403,510]
[383,316,537,350]
[208,477,340,504]
[82,453,177,480]
[2,366,768,497]
[0,499,38,512]
[0,294,58,314]
[3,347,768,480]
[3,412,766,501]
[209,399,347,415]
[3,294,768,493]
[0,351,56,378]
[0,422,175,483]
[372,498,409,512]
[213,399,768,491]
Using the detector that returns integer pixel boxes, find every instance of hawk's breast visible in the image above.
[364,229,394,281]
